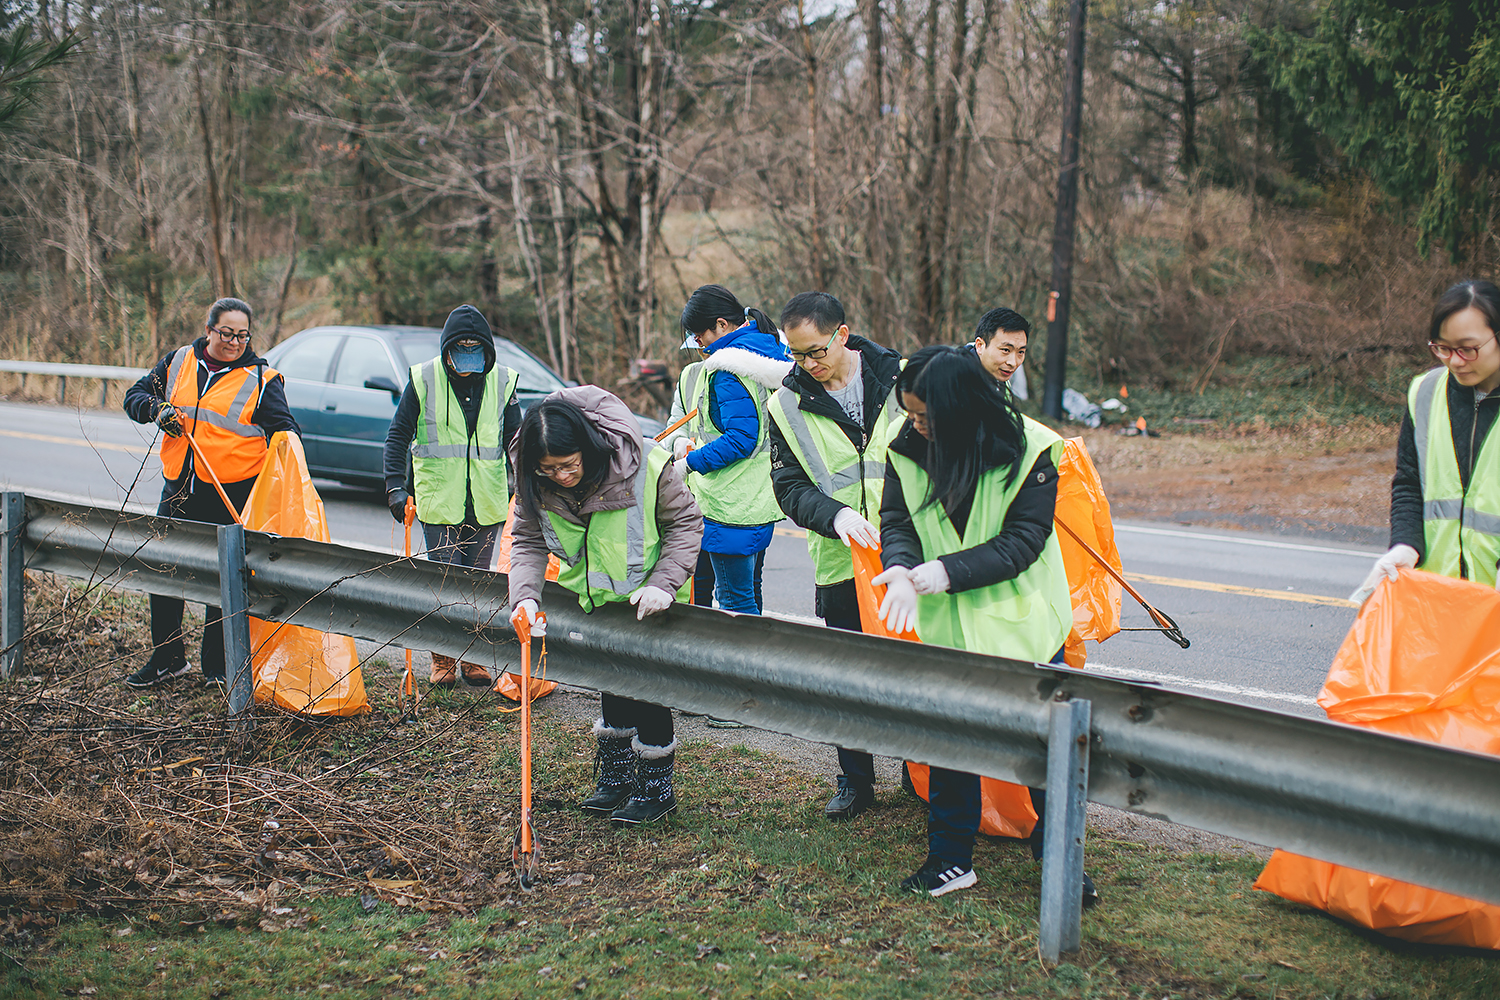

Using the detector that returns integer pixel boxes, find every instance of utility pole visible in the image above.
[1042,0,1089,420]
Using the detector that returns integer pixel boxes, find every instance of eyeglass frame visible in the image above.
[535,456,584,480]
[208,325,251,344]
[788,327,842,363]
[1429,337,1497,363]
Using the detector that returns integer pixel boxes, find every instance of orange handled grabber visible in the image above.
[510,605,544,890]
[185,434,245,526]
[654,407,698,443]
[401,496,419,717]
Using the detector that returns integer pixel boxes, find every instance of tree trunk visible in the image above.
[193,59,233,298]
[505,123,561,374]
[796,0,829,288]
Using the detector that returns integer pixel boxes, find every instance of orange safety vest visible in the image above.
[159,346,277,483]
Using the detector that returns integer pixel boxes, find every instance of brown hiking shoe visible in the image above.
[430,653,458,687]
[460,660,492,686]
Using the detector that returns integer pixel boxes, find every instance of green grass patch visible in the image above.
[5,733,1498,999]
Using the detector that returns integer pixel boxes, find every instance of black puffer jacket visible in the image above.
[879,422,1058,593]
[767,335,904,539]
[1390,369,1500,567]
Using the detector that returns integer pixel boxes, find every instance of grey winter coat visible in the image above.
[507,385,703,608]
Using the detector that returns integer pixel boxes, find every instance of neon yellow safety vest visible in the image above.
[1407,367,1500,586]
[409,360,519,526]
[887,422,1072,662]
[676,361,782,525]
[767,378,905,586]
[537,442,692,611]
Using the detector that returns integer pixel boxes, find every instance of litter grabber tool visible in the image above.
[509,605,545,890]
[1053,517,1190,649]
[653,407,699,443]
[400,496,419,718]
[184,433,245,526]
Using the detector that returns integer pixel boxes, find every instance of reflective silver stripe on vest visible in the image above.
[1464,508,1500,537]
[1424,498,1464,522]
[539,443,660,595]
[1411,367,1444,496]
[166,346,192,395]
[177,367,265,439]
[415,361,444,456]
[684,365,773,454]
[829,460,883,493]
[413,444,505,459]
[774,387,834,494]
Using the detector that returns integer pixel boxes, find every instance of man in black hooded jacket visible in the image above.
[383,304,522,687]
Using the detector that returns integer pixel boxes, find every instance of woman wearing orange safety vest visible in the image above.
[122,297,301,688]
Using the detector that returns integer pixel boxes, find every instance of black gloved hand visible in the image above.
[388,490,411,523]
[155,401,184,438]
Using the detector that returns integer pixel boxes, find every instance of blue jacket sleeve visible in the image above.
[686,371,759,474]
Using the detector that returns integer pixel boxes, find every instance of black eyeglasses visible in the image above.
[789,329,839,363]
[210,326,251,344]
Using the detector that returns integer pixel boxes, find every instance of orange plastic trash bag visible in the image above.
[852,541,1039,839]
[241,432,369,717]
[492,496,558,700]
[1054,437,1123,668]
[1254,568,1500,947]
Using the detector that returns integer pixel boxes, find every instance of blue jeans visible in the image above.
[705,551,762,614]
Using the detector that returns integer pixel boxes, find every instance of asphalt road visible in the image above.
[0,399,1379,720]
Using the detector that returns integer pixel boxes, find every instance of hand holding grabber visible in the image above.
[510,601,546,890]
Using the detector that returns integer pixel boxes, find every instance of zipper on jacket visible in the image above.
[1459,394,1481,578]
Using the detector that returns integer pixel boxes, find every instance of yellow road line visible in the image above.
[1124,571,1357,608]
[0,428,149,455]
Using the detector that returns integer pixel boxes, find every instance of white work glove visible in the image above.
[629,585,674,620]
[512,598,546,638]
[673,456,691,479]
[1348,544,1419,605]
[671,436,694,461]
[832,507,881,549]
[872,566,919,635]
[908,559,951,595]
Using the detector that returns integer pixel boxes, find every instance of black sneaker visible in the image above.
[1082,871,1100,910]
[899,856,977,897]
[125,657,193,689]
[202,673,227,688]
[823,778,874,821]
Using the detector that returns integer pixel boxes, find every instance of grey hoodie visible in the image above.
[508,385,703,608]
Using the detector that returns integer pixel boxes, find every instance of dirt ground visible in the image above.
[1077,420,1397,545]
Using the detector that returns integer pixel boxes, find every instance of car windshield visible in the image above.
[395,333,566,394]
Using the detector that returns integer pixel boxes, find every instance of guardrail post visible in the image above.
[217,524,254,729]
[99,379,108,407]
[57,375,66,405]
[1,492,23,679]
[1039,696,1091,964]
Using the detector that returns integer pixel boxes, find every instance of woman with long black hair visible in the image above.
[508,387,703,824]
[873,346,1094,905]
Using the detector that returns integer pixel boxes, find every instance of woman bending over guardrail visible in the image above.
[507,387,702,825]
[873,345,1098,908]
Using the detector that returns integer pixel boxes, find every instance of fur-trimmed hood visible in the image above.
[702,345,793,391]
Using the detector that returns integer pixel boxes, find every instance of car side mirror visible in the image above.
[364,376,401,401]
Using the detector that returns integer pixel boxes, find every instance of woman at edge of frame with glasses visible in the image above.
[507,386,703,825]
[871,345,1099,907]
[121,297,301,688]
[1353,279,1500,602]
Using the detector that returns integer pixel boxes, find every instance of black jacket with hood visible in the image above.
[1390,369,1500,566]
[124,336,300,491]
[768,334,905,542]
[878,420,1059,594]
[382,305,523,521]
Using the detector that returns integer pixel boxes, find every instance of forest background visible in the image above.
[0,0,1496,420]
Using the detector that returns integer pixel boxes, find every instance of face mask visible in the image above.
[448,342,486,374]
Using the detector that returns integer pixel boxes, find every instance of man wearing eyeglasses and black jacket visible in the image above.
[767,291,905,821]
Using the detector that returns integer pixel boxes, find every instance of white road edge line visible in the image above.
[1078,662,1319,706]
[1115,522,1380,558]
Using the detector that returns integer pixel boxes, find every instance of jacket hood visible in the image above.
[702,341,794,391]
[192,336,266,371]
[440,304,496,376]
[508,385,646,509]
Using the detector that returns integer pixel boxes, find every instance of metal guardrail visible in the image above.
[10,494,1500,926]
[0,359,149,405]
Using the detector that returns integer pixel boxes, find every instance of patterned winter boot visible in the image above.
[580,721,638,815]
[610,738,679,825]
